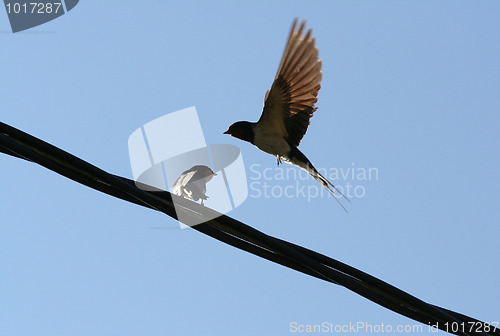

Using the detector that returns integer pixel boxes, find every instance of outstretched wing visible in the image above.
[258,19,322,148]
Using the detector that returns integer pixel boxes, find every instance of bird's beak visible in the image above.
[223,130,229,135]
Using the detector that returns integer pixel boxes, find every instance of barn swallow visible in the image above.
[224,19,348,210]
[172,165,217,205]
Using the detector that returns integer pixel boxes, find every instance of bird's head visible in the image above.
[190,165,217,183]
[223,121,255,143]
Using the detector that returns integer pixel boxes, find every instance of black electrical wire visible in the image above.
[1,121,498,336]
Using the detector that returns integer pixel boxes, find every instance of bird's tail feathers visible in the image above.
[310,168,350,213]
[287,147,350,212]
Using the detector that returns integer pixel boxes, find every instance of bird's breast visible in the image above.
[253,127,291,157]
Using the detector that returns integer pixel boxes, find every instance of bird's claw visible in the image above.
[277,156,282,166]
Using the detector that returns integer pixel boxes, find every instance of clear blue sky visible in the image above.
[1,2,499,335]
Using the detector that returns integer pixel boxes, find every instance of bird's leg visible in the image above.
[276,156,282,166]
[200,199,204,206]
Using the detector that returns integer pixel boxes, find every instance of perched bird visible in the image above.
[224,19,348,210]
[172,165,217,205]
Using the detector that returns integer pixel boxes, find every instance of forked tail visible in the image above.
[310,167,350,213]
[287,146,350,212]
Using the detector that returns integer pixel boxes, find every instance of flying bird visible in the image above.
[224,19,348,210]
[172,165,217,205]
